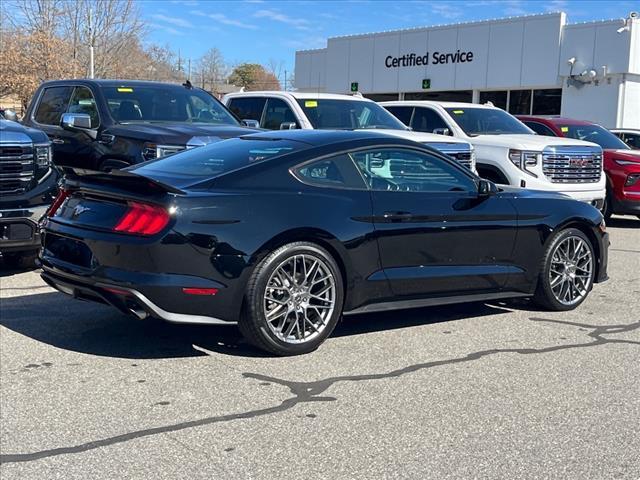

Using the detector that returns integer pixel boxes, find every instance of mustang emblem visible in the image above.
[72,205,91,218]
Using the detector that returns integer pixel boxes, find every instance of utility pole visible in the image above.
[188,58,191,81]
[88,7,94,78]
[284,70,287,92]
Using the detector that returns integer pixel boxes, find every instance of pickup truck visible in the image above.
[222,92,477,171]
[0,116,59,267]
[381,101,606,208]
[21,79,258,171]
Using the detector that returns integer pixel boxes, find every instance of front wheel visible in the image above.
[533,228,595,311]
[239,242,344,356]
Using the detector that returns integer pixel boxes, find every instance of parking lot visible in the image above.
[0,217,638,479]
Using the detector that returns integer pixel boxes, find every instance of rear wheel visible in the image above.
[602,189,613,220]
[533,228,595,311]
[239,242,344,356]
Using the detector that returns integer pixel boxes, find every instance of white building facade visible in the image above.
[294,12,640,128]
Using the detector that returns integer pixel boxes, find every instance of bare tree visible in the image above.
[196,48,227,91]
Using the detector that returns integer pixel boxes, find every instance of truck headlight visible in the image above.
[34,144,52,166]
[142,143,186,161]
[508,149,539,176]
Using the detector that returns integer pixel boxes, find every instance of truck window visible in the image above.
[296,99,406,130]
[262,98,298,130]
[34,86,74,125]
[411,108,449,134]
[227,97,267,124]
[445,107,532,136]
[384,106,413,126]
[67,86,100,128]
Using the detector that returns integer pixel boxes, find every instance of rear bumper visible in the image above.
[0,204,49,254]
[40,261,236,325]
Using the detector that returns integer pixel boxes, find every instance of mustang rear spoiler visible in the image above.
[62,167,186,195]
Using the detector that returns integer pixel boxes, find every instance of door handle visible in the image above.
[51,138,65,145]
[383,211,414,222]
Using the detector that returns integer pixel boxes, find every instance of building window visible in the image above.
[532,89,562,115]
[479,91,507,110]
[364,93,400,102]
[405,90,473,102]
[508,90,532,115]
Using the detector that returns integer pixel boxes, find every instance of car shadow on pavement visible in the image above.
[0,290,512,360]
[608,216,640,229]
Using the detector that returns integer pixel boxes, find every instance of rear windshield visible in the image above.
[559,124,629,150]
[101,85,238,126]
[297,99,407,130]
[445,107,532,136]
[132,137,309,179]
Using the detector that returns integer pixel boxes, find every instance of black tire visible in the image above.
[1,250,38,270]
[477,167,508,185]
[238,242,344,356]
[532,228,595,311]
[602,189,613,220]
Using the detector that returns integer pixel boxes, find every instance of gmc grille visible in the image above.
[0,144,34,195]
[427,142,474,169]
[542,146,603,184]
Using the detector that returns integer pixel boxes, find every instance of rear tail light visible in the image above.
[114,202,170,235]
[46,189,70,217]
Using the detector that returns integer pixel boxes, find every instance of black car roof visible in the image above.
[40,79,194,89]
[239,129,418,147]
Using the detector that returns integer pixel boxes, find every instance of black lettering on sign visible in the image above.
[385,50,474,68]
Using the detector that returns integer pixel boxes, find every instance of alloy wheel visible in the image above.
[263,254,336,344]
[548,235,593,306]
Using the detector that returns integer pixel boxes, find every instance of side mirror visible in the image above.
[433,127,451,136]
[279,122,297,130]
[242,119,260,128]
[478,179,497,197]
[61,112,92,130]
[2,109,18,122]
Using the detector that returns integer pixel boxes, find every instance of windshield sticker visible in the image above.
[561,126,569,133]
[304,100,318,108]
[117,87,133,93]
[453,110,464,114]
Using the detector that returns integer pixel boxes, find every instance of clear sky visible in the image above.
[140,0,639,81]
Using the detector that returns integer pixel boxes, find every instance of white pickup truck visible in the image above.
[223,92,476,172]
[381,101,606,208]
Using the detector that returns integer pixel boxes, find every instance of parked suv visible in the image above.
[518,116,640,220]
[223,92,477,171]
[381,101,606,208]
[610,129,640,150]
[0,117,59,267]
[22,80,258,171]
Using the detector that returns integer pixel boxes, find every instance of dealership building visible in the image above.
[294,12,640,128]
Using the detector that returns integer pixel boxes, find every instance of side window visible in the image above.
[384,106,413,126]
[411,108,449,134]
[34,86,74,125]
[227,97,266,124]
[351,148,475,193]
[626,133,640,149]
[294,154,367,189]
[67,86,99,128]
[263,98,298,130]
[525,121,557,137]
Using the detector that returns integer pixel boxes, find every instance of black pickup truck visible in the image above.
[0,117,59,267]
[22,79,258,171]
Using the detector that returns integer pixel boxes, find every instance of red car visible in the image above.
[517,116,640,220]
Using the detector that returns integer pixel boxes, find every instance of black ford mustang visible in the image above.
[40,130,609,355]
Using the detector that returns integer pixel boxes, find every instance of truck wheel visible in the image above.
[477,167,509,185]
[602,190,613,220]
[99,159,130,172]
[1,251,38,270]
[533,228,595,311]
[238,242,344,356]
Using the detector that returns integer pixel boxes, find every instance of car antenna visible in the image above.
[183,79,193,89]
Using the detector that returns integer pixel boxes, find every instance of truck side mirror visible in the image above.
[433,127,451,136]
[242,119,260,128]
[61,113,92,130]
[279,122,297,130]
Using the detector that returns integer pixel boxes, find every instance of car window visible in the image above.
[34,86,74,125]
[620,133,640,149]
[445,107,532,136]
[350,148,475,192]
[384,106,413,126]
[294,154,367,189]
[263,98,299,130]
[227,97,267,124]
[411,108,450,134]
[525,121,557,137]
[559,124,629,150]
[296,99,406,130]
[100,86,238,125]
[67,86,99,128]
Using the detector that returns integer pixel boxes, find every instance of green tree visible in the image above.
[228,63,280,91]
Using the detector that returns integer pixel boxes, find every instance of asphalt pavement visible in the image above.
[1,217,638,479]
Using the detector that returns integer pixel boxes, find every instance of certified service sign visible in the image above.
[385,50,474,68]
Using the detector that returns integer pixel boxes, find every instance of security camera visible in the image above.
[630,11,638,18]
[567,57,576,66]
[617,25,630,33]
